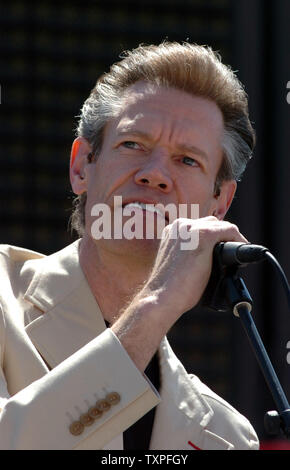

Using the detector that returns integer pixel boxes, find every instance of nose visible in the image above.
[134,152,173,193]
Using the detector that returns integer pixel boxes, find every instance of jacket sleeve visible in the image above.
[0,305,160,450]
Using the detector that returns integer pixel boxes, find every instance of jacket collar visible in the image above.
[24,240,107,368]
[24,240,88,312]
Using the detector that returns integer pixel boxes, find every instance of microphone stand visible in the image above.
[201,262,290,438]
[224,271,290,438]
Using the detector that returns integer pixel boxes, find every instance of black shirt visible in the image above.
[123,352,160,450]
[105,321,160,449]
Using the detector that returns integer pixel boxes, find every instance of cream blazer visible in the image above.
[0,241,259,450]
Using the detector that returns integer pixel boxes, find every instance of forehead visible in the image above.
[110,82,224,143]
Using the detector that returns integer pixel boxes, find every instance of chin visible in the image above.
[98,236,161,261]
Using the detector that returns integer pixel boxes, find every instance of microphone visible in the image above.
[202,241,290,314]
[201,242,269,311]
[214,242,269,267]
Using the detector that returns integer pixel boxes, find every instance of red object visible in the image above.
[188,440,201,450]
[260,440,290,450]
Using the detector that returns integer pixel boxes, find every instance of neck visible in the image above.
[79,235,155,324]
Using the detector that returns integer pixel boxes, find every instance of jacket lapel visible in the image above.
[24,241,106,369]
[150,337,233,450]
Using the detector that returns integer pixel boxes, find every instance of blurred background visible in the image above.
[1,0,289,449]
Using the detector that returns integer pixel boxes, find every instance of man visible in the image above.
[0,42,259,449]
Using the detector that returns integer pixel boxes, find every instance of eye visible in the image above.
[122,141,141,150]
[181,156,199,167]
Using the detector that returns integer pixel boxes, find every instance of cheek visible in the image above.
[87,158,135,203]
[179,176,214,201]
[177,177,216,217]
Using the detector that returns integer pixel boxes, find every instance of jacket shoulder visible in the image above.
[0,244,44,264]
[0,245,46,302]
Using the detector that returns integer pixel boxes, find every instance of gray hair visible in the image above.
[71,41,255,236]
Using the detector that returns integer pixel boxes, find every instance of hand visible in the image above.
[112,216,247,372]
[144,216,248,318]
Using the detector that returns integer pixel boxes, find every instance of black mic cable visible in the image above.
[264,250,290,311]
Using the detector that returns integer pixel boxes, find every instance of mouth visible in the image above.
[122,200,169,222]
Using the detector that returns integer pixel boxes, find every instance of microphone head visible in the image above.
[219,242,268,266]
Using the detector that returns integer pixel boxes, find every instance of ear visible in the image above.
[70,137,92,195]
[212,180,237,220]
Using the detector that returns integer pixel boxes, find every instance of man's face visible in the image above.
[72,82,236,257]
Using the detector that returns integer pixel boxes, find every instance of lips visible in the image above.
[122,200,168,221]
[123,201,165,219]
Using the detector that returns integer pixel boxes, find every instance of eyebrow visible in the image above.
[116,129,209,161]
